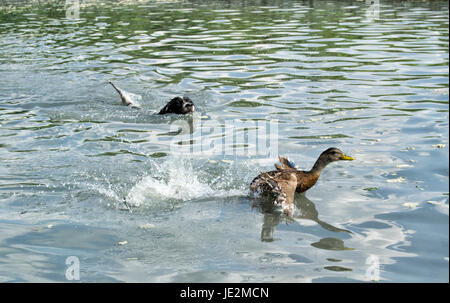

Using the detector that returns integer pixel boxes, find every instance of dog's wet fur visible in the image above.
[158,96,194,115]
[109,81,195,115]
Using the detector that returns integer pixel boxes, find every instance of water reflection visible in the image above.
[0,0,447,282]
[257,193,351,242]
[311,237,353,251]
[159,114,195,135]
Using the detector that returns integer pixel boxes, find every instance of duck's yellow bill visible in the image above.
[340,154,355,161]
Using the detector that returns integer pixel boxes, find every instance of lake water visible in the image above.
[0,0,448,282]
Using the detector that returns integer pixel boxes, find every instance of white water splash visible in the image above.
[125,160,247,207]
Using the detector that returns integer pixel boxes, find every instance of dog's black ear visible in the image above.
[158,97,180,114]
[158,104,170,114]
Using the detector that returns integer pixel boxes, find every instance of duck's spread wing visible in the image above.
[274,163,284,171]
[272,172,297,205]
[250,171,297,215]
[275,155,298,171]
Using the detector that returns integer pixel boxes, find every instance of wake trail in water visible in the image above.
[125,158,249,208]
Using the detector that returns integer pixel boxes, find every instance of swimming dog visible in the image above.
[109,81,194,114]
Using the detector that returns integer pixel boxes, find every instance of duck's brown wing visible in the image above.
[274,155,292,171]
[274,155,300,172]
[274,163,283,170]
[272,171,297,205]
[250,171,297,214]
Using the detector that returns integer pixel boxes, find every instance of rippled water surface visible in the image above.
[0,0,448,282]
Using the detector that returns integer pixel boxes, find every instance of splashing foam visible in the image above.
[125,160,247,207]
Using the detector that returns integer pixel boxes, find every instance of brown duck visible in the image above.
[250,148,354,215]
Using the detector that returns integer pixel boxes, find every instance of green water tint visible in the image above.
[0,0,448,282]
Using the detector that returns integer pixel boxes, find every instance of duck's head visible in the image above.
[319,147,355,164]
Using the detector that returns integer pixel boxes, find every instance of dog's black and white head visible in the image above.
[158,96,195,115]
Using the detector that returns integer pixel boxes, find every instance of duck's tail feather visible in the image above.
[275,155,298,170]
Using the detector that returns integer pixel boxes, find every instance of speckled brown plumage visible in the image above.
[250,148,354,216]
